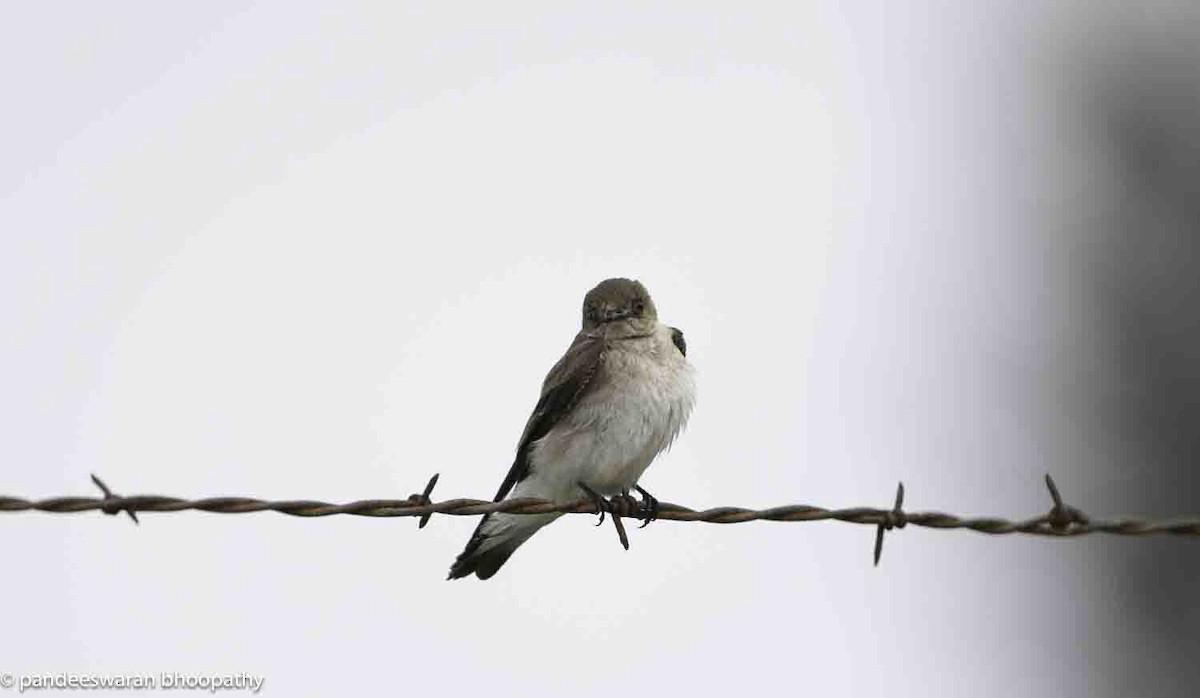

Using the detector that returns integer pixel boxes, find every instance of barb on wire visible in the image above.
[873,482,906,566]
[1042,473,1089,532]
[3,473,1200,567]
[90,473,138,525]
[408,473,440,529]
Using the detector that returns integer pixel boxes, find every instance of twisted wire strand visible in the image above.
[2,474,1198,538]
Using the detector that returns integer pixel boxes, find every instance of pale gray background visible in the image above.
[3,2,1198,696]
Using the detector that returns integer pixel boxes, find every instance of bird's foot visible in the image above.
[634,484,659,528]
[577,482,611,526]
[580,483,632,550]
[616,490,640,516]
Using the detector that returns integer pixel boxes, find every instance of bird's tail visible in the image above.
[447,511,561,580]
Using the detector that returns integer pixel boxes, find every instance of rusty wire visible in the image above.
[3,474,1199,565]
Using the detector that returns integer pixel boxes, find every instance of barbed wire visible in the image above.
[2,474,1198,565]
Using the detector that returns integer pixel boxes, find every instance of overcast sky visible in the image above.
[3,2,1196,696]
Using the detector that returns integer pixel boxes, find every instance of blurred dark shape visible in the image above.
[1077,8,1200,694]
[1099,42,1200,482]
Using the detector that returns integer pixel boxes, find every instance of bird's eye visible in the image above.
[631,298,645,315]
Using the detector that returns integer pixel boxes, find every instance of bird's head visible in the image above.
[581,278,658,333]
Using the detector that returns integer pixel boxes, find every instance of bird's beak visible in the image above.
[600,305,631,322]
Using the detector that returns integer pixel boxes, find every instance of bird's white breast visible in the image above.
[521,322,696,499]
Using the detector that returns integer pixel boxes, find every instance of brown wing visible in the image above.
[448,330,607,580]
[492,330,606,501]
[670,326,686,356]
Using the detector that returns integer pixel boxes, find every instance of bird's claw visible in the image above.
[634,484,659,528]
[577,482,611,526]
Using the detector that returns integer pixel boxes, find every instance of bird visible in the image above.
[448,278,695,580]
